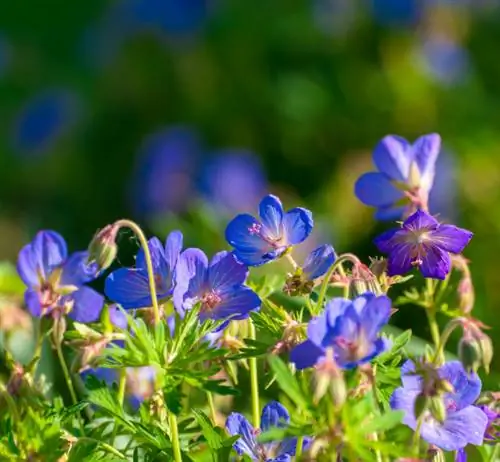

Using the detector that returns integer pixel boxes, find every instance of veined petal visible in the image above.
[420,246,451,280]
[283,208,313,245]
[360,295,391,339]
[403,209,439,231]
[412,133,441,190]
[455,448,467,462]
[205,286,260,322]
[208,251,248,291]
[355,172,404,207]
[177,248,209,299]
[261,401,290,431]
[350,293,375,315]
[164,230,183,272]
[233,248,275,267]
[430,225,473,254]
[390,387,418,428]
[307,298,350,346]
[302,244,336,280]
[439,361,482,410]
[105,268,158,309]
[226,412,257,458]
[373,135,412,181]
[259,194,284,240]
[225,214,273,258]
[25,289,42,317]
[68,286,104,323]
[60,251,97,286]
[279,437,311,457]
[331,306,359,343]
[17,230,67,286]
[373,228,401,253]
[386,243,414,276]
[269,455,291,462]
[136,237,168,275]
[290,340,324,370]
[400,360,422,391]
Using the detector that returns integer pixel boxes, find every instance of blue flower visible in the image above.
[226,401,310,461]
[355,133,441,220]
[11,89,79,157]
[391,360,488,451]
[225,195,313,266]
[302,244,336,281]
[174,249,260,322]
[17,231,104,322]
[374,209,473,280]
[105,231,183,309]
[290,294,390,370]
[369,0,420,27]
[200,150,267,214]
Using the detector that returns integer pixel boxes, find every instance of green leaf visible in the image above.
[192,409,223,450]
[0,262,25,295]
[361,410,404,434]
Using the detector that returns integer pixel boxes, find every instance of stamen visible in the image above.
[201,291,222,312]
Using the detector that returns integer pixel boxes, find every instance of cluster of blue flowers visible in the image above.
[14,132,497,461]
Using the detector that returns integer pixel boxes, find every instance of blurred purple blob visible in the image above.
[131,126,200,217]
[369,0,421,27]
[428,149,458,221]
[201,150,267,213]
[126,366,156,410]
[11,89,80,157]
[420,36,470,86]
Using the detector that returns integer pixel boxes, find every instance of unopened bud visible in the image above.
[283,273,314,296]
[349,263,384,298]
[458,335,481,373]
[87,224,119,272]
[414,393,428,420]
[52,315,67,346]
[477,333,493,374]
[313,349,346,409]
[429,396,447,423]
[458,275,475,314]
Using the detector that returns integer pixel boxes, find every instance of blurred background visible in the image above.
[1,0,500,388]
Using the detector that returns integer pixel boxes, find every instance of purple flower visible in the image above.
[226,401,310,461]
[290,294,391,370]
[200,150,267,214]
[225,195,313,266]
[105,231,183,309]
[391,360,488,451]
[174,249,260,322]
[355,133,441,220]
[11,89,80,157]
[374,209,473,280]
[478,405,500,442]
[17,231,104,322]
[302,244,336,281]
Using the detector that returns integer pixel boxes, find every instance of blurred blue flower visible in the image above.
[105,231,183,309]
[428,149,458,221]
[11,89,79,157]
[200,150,267,214]
[225,195,314,266]
[374,209,473,280]
[302,244,337,281]
[174,249,260,322]
[17,231,104,322]
[226,401,310,461]
[131,127,200,217]
[391,360,488,451]
[290,294,390,370]
[355,133,441,220]
[369,0,420,27]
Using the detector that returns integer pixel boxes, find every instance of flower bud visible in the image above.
[87,224,119,273]
[313,348,346,409]
[52,315,67,346]
[283,273,314,296]
[458,335,481,373]
[477,333,493,374]
[457,275,475,314]
[414,393,429,420]
[429,396,447,423]
[349,263,384,298]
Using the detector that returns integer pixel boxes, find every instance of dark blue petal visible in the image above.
[359,295,391,339]
[17,230,68,287]
[373,135,412,181]
[68,286,104,323]
[261,401,290,432]
[24,289,42,317]
[225,412,257,457]
[430,225,473,254]
[290,340,324,370]
[279,437,311,456]
[259,195,284,240]
[302,244,336,280]
[439,361,482,410]
[403,209,439,231]
[386,243,415,276]
[419,246,450,280]
[412,133,441,191]
[208,251,248,292]
[350,293,375,315]
[283,208,313,245]
[60,251,97,286]
[204,286,260,322]
[176,248,209,312]
[373,228,401,253]
[331,305,359,341]
[136,237,168,275]
[455,448,467,462]
[164,230,183,273]
[105,268,159,309]
[355,172,403,207]
[374,205,406,221]
[269,455,292,462]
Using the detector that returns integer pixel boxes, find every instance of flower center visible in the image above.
[201,291,222,312]
[39,283,60,315]
[247,222,286,249]
[335,333,369,361]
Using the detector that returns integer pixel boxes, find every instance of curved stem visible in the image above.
[168,413,183,462]
[285,253,299,271]
[78,437,127,460]
[249,319,260,428]
[114,219,160,325]
[206,391,217,425]
[412,416,424,456]
[296,436,304,460]
[432,321,460,365]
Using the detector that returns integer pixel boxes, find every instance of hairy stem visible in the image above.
[78,438,127,460]
[169,412,183,462]
[249,319,260,428]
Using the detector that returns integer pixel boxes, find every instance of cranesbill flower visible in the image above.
[374,209,473,280]
[391,360,488,451]
[105,231,183,309]
[355,133,441,220]
[174,249,260,321]
[17,230,104,322]
[478,405,500,442]
[225,195,313,266]
[290,293,391,370]
[226,401,309,461]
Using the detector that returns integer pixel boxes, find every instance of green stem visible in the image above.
[78,437,127,460]
[249,319,260,428]
[426,310,442,362]
[115,219,160,325]
[0,383,20,423]
[206,391,217,424]
[169,412,183,462]
[412,416,424,456]
[56,342,85,435]
[285,253,299,271]
[296,436,304,460]
[431,321,460,365]
[117,368,127,406]
[489,443,500,462]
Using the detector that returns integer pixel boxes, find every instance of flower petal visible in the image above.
[105,268,157,309]
[390,386,418,428]
[439,361,482,410]
[175,247,209,304]
[164,230,183,273]
[279,437,311,457]
[283,208,314,245]
[455,448,467,462]
[136,237,168,275]
[302,244,336,280]
[60,251,97,286]
[290,340,324,370]
[374,205,406,221]
[17,230,68,286]
[68,286,104,323]
[430,225,473,254]
[355,172,404,207]
[108,304,128,329]
[403,209,439,231]
[225,412,257,457]
[360,295,391,339]
[24,289,42,317]
[208,251,248,291]
[261,401,290,432]
[420,246,451,280]
[269,455,292,462]
[205,286,260,322]
[386,243,415,276]
[307,298,350,346]
[373,228,402,253]
[259,194,284,239]
[373,135,412,181]
[412,133,441,190]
